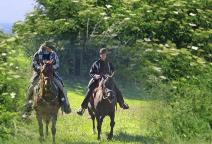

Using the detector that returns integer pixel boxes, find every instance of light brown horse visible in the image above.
[88,73,117,140]
[33,61,60,143]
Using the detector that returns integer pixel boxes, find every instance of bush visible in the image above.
[148,66,212,143]
[0,33,29,139]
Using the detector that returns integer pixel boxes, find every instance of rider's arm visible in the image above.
[89,61,99,78]
[32,52,40,72]
[50,52,59,70]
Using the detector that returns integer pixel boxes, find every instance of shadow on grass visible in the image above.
[64,77,87,94]
[113,132,154,144]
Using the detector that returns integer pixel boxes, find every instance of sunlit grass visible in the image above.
[5,81,150,144]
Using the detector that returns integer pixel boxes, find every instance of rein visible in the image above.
[100,72,115,103]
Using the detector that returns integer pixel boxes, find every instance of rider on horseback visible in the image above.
[22,41,71,119]
[77,48,129,115]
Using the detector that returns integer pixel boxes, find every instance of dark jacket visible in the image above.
[88,59,115,87]
[89,59,115,77]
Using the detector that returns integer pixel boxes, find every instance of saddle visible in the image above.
[33,80,59,107]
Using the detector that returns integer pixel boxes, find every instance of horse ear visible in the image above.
[111,72,115,77]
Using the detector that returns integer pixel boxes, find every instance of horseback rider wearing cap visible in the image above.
[22,41,71,119]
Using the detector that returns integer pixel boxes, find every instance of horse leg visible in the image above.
[92,115,96,134]
[36,112,44,142]
[88,106,96,134]
[45,115,50,138]
[51,114,57,144]
[97,116,104,140]
[108,112,115,140]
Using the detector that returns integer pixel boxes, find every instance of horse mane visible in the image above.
[39,62,53,98]
[39,73,45,97]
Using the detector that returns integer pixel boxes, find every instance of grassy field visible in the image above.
[5,79,151,144]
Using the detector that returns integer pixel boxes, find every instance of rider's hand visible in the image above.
[94,74,101,80]
[37,66,41,71]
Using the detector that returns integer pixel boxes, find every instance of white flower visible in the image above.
[144,38,151,42]
[191,46,198,50]
[145,49,153,52]
[111,33,117,37]
[103,17,110,20]
[130,14,136,16]
[10,92,16,99]
[100,12,107,16]
[172,86,177,89]
[159,76,167,80]
[28,13,34,17]
[2,53,7,56]
[22,114,27,118]
[189,13,196,16]
[105,4,112,9]
[124,17,130,21]
[152,66,162,72]
[189,23,197,27]
[173,11,179,14]
[165,44,170,47]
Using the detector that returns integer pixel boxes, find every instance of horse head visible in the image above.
[102,72,115,90]
[40,60,54,93]
[98,72,115,100]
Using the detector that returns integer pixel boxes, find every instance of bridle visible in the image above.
[100,72,115,101]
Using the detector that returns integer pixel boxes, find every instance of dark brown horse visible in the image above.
[88,73,117,140]
[33,61,60,143]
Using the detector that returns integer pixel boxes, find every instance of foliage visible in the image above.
[148,67,212,143]
[0,32,29,140]
[1,0,212,143]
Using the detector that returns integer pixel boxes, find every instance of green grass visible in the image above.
[4,79,152,144]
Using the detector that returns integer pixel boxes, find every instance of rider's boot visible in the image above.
[77,88,94,116]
